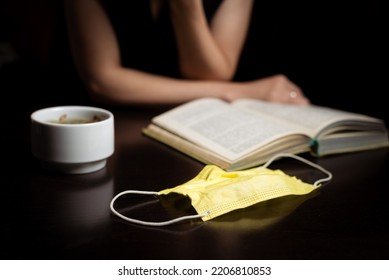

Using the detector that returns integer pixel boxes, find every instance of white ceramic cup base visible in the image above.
[40,159,107,175]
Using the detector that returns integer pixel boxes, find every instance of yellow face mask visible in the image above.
[110,154,332,226]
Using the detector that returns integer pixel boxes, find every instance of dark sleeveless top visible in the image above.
[100,1,223,78]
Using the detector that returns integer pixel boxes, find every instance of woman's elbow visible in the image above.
[83,76,106,98]
[81,73,119,104]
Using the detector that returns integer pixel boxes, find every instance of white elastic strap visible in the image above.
[260,153,333,186]
[110,190,208,226]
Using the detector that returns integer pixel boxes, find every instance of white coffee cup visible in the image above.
[31,106,115,174]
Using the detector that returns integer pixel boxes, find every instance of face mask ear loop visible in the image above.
[260,153,333,186]
[110,190,208,226]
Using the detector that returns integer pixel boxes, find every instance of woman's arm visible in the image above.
[169,0,254,80]
[63,0,309,105]
[63,0,227,104]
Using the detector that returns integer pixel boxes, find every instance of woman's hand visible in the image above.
[226,74,310,105]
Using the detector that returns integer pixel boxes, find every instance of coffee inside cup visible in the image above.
[49,114,103,124]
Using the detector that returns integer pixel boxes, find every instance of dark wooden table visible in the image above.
[3,106,389,260]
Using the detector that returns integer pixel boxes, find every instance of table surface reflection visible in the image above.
[3,106,389,260]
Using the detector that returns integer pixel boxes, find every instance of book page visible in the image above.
[232,99,382,137]
[151,98,307,161]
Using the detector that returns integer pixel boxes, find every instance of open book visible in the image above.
[142,98,389,171]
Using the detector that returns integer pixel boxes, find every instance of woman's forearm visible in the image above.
[169,0,230,80]
[85,65,232,105]
[86,66,309,106]
[168,0,253,81]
